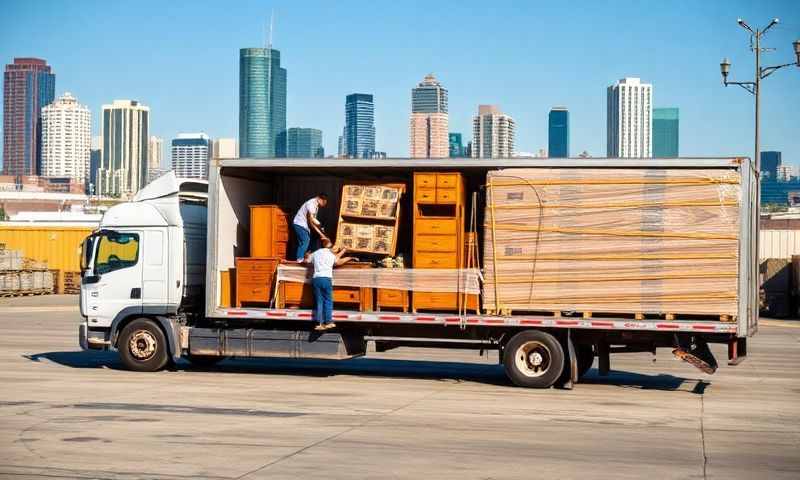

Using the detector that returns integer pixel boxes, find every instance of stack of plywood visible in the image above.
[483,168,741,317]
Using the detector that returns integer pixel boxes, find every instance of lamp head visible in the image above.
[794,39,800,65]
[720,58,731,82]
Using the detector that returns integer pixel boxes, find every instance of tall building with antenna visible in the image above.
[239,15,287,158]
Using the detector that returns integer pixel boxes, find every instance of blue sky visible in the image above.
[1,0,799,168]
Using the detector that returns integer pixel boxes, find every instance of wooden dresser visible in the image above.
[235,257,280,307]
[277,262,374,312]
[250,205,289,259]
[412,172,468,312]
[376,287,409,312]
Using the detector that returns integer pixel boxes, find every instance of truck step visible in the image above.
[188,328,366,360]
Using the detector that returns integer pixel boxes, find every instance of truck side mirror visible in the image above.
[82,274,101,285]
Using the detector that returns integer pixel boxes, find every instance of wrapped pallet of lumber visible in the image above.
[483,168,741,318]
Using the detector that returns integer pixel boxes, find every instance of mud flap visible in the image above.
[558,330,579,389]
[672,335,718,375]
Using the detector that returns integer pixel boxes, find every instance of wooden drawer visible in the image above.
[333,287,360,303]
[436,188,457,204]
[238,284,271,299]
[414,252,457,268]
[436,174,459,188]
[415,218,456,235]
[416,235,457,252]
[377,288,409,311]
[416,187,437,203]
[236,258,279,273]
[413,291,457,309]
[416,174,437,188]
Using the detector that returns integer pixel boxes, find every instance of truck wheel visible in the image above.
[118,318,169,372]
[186,354,224,368]
[577,344,595,378]
[503,330,564,388]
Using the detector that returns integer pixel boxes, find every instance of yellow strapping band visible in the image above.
[489,225,738,240]
[494,253,738,261]
[493,272,738,284]
[490,178,740,187]
[492,200,739,209]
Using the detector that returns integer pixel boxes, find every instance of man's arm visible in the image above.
[334,248,354,267]
[307,211,326,238]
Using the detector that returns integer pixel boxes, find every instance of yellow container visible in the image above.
[0,225,94,292]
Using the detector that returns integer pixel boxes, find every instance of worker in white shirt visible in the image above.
[292,194,328,261]
[304,240,354,330]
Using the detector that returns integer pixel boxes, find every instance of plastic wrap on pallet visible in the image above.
[44,271,54,291]
[0,250,22,271]
[276,264,481,294]
[19,271,34,290]
[33,271,44,289]
[483,168,741,316]
[1,272,21,291]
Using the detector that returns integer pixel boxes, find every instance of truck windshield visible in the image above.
[94,232,140,275]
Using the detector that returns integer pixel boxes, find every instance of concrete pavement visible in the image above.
[0,296,798,479]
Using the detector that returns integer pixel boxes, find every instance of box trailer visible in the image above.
[78,157,758,388]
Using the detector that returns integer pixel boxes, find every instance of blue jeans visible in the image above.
[311,276,333,325]
[293,224,311,260]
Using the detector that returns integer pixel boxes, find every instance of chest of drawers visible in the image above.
[235,257,280,307]
[250,205,289,258]
[277,263,374,312]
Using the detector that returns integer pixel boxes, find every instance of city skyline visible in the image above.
[0,1,798,165]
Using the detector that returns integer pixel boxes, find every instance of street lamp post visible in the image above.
[720,18,800,177]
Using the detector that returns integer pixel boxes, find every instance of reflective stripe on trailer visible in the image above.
[216,308,737,333]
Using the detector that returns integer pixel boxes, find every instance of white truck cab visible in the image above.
[79,173,207,370]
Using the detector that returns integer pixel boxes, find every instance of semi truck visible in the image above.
[78,157,758,388]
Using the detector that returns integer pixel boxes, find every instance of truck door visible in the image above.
[82,230,143,328]
[141,229,168,305]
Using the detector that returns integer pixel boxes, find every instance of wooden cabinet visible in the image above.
[250,205,289,258]
[235,257,280,307]
[376,288,409,312]
[412,172,476,312]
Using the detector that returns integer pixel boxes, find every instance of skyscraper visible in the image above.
[337,129,346,158]
[239,47,287,158]
[760,151,781,180]
[607,77,652,158]
[471,105,515,158]
[212,138,238,159]
[449,133,464,158]
[40,92,90,182]
[2,58,55,176]
[98,100,149,197]
[171,133,211,179]
[345,93,375,159]
[409,74,448,158]
[547,107,569,158]
[286,128,324,158]
[652,108,679,158]
[148,136,163,171]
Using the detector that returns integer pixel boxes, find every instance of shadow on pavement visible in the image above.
[23,351,706,392]
[581,369,709,394]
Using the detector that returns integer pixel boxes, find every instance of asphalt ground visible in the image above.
[0,295,798,479]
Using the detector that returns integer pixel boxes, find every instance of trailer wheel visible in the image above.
[118,318,169,372]
[503,330,564,388]
[577,344,595,378]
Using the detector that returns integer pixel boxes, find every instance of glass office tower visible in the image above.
[345,93,375,159]
[286,128,324,158]
[652,108,679,158]
[449,133,464,157]
[547,107,569,158]
[239,48,287,158]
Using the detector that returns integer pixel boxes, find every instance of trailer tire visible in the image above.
[503,330,564,388]
[577,344,595,379]
[118,318,169,372]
